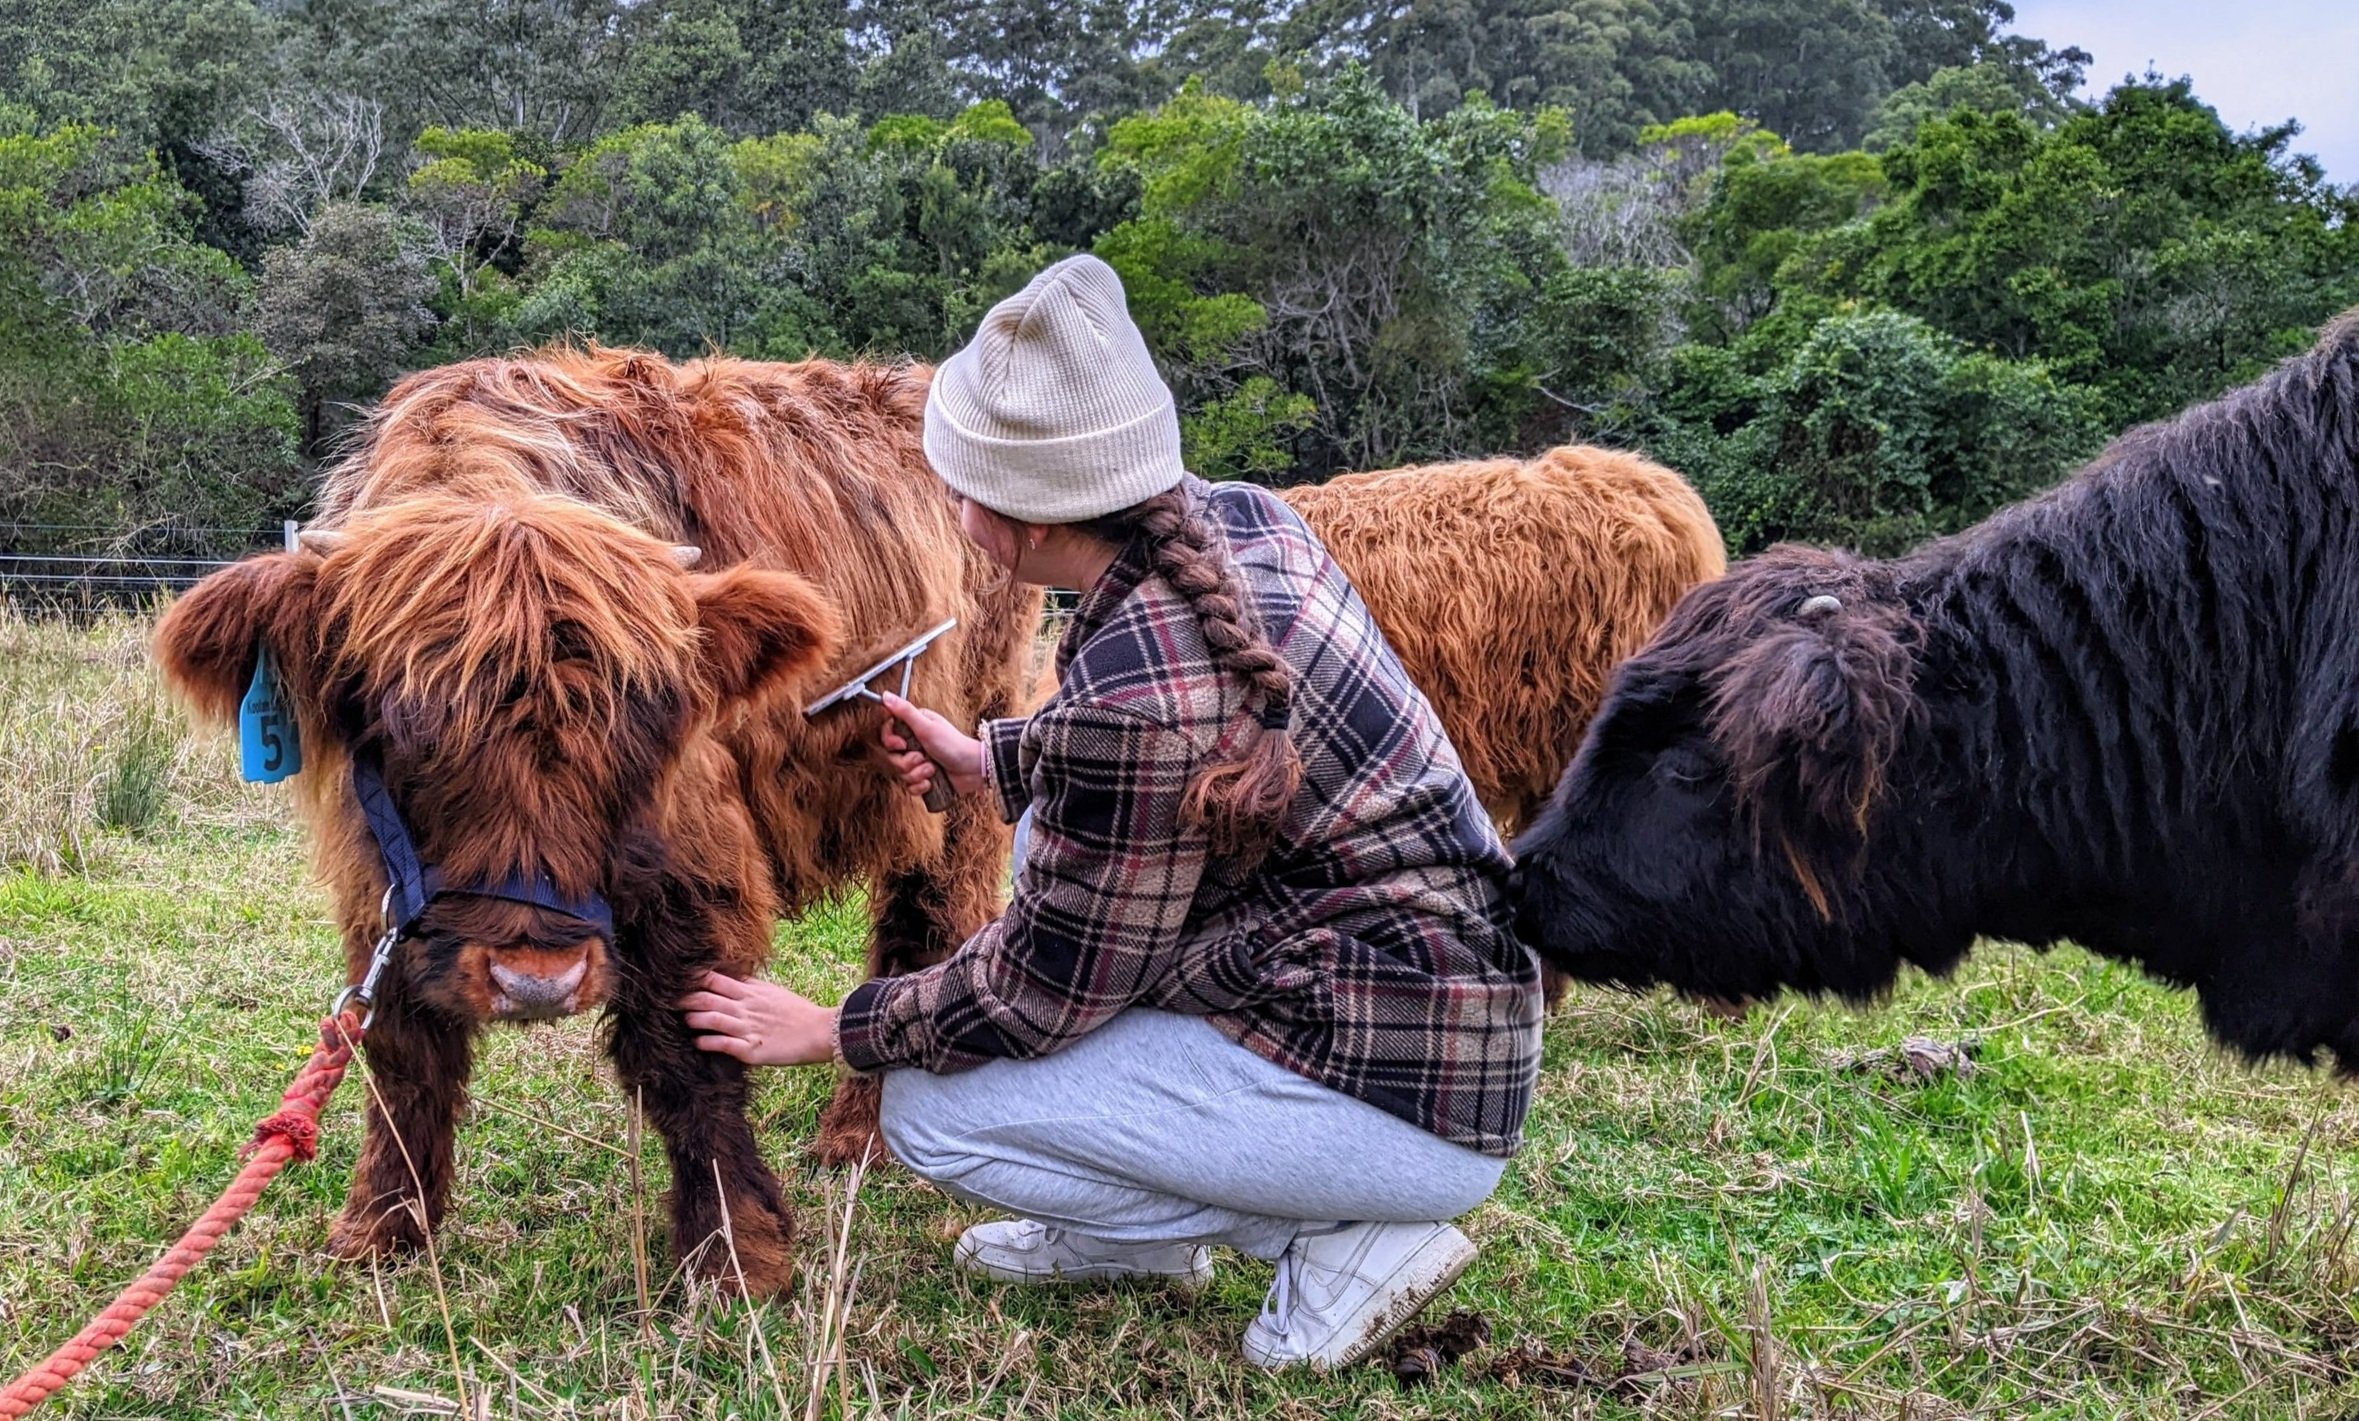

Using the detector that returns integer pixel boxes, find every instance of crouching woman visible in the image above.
[677,254,1542,1371]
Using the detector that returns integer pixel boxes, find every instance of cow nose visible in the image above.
[490,957,588,1014]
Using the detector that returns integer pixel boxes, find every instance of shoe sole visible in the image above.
[959,1254,1214,1295]
[1319,1230,1479,1372]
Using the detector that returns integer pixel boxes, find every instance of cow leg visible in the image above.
[607,981,797,1298]
[812,865,950,1166]
[816,796,1012,1166]
[327,992,473,1260]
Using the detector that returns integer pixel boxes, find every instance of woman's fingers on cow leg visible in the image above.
[683,1009,741,1033]
[696,971,751,999]
[680,986,752,1014]
[692,1032,755,1060]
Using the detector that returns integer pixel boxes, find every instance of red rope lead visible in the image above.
[1,1012,364,1419]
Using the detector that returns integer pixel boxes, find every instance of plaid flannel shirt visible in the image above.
[835,476,1543,1156]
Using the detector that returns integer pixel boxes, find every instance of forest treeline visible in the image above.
[5,0,2357,557]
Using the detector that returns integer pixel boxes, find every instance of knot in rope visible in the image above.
[246,1111,322,1163]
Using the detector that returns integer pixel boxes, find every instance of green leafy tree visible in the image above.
[1646,307,2104,554]
[846,0,966,121]
[608,0,863,136]
[1130,0,1295,107]
[939,0,1149,149]
[254,201,435,452]
[1675,115,1885,338]
[525,116,763,352]
[1681,0,2082,152]
[1864,58,2077,151]
[1282,0,1708,153]
[1098,69,1621,478]
[276,0,625,145]
[0,123,299,538]
[740,103,1060,358]
[1826,79,2359,422]
[406,125,546,351]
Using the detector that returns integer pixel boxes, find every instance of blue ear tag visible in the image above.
[238,646,302,783]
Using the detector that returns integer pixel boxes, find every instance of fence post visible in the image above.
[283,520,299,554]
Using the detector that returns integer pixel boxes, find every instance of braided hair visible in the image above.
[1081,486,1304,857]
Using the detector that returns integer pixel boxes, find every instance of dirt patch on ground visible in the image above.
[1390,1312,1722,1396]
[1825,1034,1981,1081]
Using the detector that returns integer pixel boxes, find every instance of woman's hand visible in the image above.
[879,691,985,800]
[678,972,838,1066]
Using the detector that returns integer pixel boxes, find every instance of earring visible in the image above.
[1028,532,1042,551]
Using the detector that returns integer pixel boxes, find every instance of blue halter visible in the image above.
[350,751,616,943]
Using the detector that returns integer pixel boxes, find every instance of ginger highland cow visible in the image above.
[1282,447,1726,835]
[157,349,1037,1297]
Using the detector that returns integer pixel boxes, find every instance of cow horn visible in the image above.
[670,544,702,568]
[1798,594,1843,617]
[296,529,349,557]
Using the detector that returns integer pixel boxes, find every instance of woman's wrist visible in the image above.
[828,1006,849,1071]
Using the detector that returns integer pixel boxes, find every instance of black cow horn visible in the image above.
[1798,594,1842,617]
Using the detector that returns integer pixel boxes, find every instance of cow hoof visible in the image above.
[813,1076,890,1168]
[326,1206,428,1261]
[692,1203,797,1299]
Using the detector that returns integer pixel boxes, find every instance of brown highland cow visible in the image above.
[1283,447,1727,832]
[156,348,1037,1297]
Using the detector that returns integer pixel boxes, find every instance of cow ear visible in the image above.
[689,567,844,706]
[1709,601,1917,841]
[154,552,323,726]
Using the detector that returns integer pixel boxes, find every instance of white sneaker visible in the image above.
[953,1219,1214,1291]
[1240,1221,1478,1371]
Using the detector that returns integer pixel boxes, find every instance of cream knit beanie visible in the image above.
[924,254,1186,524]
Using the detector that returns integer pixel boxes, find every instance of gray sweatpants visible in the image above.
[877,1008,1507,1259]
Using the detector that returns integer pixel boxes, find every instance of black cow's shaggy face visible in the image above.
[1512,547,1947,1005]
[1514,312,2359,1066]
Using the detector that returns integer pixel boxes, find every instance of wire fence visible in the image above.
[3,529,1095,619]
[0,521,299,612]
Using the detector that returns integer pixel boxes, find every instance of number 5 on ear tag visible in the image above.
[239,646,301,783]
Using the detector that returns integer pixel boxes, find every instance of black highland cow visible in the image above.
[1511,311,2359,1067]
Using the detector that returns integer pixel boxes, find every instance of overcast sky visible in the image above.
[2005,0,2358,183]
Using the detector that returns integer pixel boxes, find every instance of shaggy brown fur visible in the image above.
[1281,446,1727,833]
[155,347,1037,1297]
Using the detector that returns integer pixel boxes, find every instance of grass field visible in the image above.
[6,612,2359,1419]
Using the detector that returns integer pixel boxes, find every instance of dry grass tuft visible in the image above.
[0,606,280,873]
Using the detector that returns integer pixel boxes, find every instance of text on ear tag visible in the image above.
[239,646,302,783]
